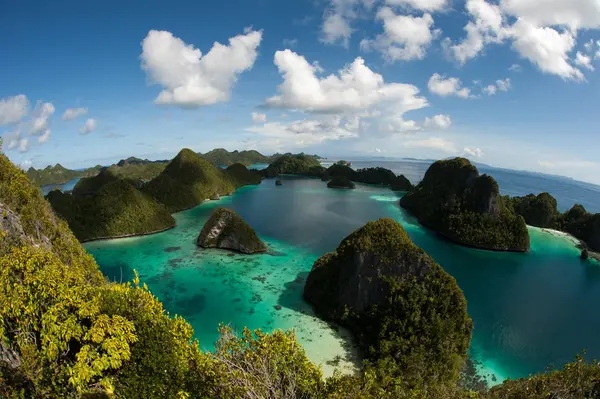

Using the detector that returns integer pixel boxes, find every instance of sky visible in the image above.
[1,0,600,184]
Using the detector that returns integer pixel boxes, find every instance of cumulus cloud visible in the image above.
[385,0,448,12]
[443,0,506,64]
[62,107,88,120]
[80,118,96,134]
[266,50,428,113]
[321,0,374,47]
[427,73,472,98]
[444,0,594,81]
[140,28,262,107]
[360,7,439,62]
[30,102,55,135]
[0,94,29,126]
[575,51,595,71]
[251,112,267,123]
[464,147,483,158]
[482,77,511,95]
[509,19,584,81]
[38,129,51,143]
[424,114,452,129]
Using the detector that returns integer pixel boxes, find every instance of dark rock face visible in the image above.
[390,175,413,191]
[210,192,220,200]
[197,207,267,254]
[400,158,530,252]
[304,218,472,385]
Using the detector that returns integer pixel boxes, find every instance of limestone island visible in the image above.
[327,176,355,189]
[304,218,472,386]
[400,157,530,252]
[508,192,600,259]
[322,161,414,191]
[197,207,267,254]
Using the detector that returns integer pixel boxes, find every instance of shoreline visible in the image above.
[80,224,177,243]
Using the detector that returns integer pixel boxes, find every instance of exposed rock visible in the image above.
[304,218,472,384]
[210,192,220,200]
[275,179,282,186]
[197,207,267,254]
[581,248,589,260]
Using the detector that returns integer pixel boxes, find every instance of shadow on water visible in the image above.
[101,261,134,283]
[278,271,311,314]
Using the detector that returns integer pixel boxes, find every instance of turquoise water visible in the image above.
[85,175,600,383]
[41,177,81,195]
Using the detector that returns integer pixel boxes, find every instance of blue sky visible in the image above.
[1,0,600,183]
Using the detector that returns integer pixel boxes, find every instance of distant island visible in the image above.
[401,158,530,252]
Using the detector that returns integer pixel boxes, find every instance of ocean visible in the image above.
[82,160,600,384]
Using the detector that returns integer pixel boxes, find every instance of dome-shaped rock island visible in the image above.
[197,207,267,254]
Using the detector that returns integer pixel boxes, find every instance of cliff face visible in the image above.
[401,158,530,252]
[197,207,267,254]
[304,218,472,386]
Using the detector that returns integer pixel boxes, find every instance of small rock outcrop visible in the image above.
[304,218,472,385]
[210,192,221,200]
[327,177,355,189]
[197,208,267,254]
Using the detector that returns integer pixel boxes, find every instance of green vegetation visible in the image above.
[304,218,473,390]
[506,193,560,228]
[508,193,600,252]
[262,154,326,178]
[225,163,262,187]
[391,174,413,191]
[327,176,355,189]
[48,179,175,242]
[401,158,530,252]
[26,164,102,186]
[197,207,267,254]
[143,149,236,213]
[199,148,275,166]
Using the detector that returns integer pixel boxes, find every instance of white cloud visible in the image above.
[266,50,428,113]
[424,114,452,129]
[20,159,32,170]
[321,0,374,47]
[140,28,262,107]
[251,112,267,123]
[427,73,472,98]
[483,77,511,95]
[443,0,506,64]
[62,107,88,120]
[30,102,55,135]
[80,118,96,134]
[500,0,600,31]
[385,0,447,12]
[509,19,584,81]
[509,63,522,72]
[38,129,51,143]
[361,7,439,62]
[575,51,595,71]
[464,147,483,158]
[246,115,360,151]
[402,137,457,152]
[0,94,29,126]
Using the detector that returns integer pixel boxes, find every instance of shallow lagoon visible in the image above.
[85,176,600,383]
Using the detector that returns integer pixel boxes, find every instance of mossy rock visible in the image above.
[304,218,472,387]
[197,207,267,254]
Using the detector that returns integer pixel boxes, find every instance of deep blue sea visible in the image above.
[78,160,600,383]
